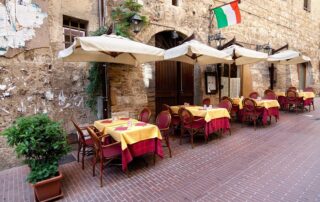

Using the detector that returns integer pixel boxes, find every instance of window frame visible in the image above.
[63,15,88,48]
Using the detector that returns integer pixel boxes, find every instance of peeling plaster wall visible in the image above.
[0,0,100,133]
[0,0,48,55]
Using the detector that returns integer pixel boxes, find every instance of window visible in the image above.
[303,0,311,12]
[172,0,178,6]
[63,16,88,48]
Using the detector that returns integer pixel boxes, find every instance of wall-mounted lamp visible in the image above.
[208,31,226,48]
[171,30,179,39]
[256,43,273,55]
[130,14,143,34]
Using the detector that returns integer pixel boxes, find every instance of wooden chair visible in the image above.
[264,89,277,100]
[156,111,172,157]
[286,90,302,113]
[288,86,297,91]
[87,126,122,187]
[71,119,94,170]
[138,108,151,123]
[242,98,262,130]
[162,104,180,135]
[179,107,206,148]
[249,92,259,99]
[218,99,232,114]
[222,96,238,120]
[304,87,315,110]
[202,98,211,106]
[218,99,232,135]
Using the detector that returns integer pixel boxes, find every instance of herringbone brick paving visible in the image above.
[1,99,320,202]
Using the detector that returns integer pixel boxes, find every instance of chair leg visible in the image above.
[82,145,86,170]
[165,136,172,158]
[254,119,256,130]
[93,154,97,177]
[229,128,231,136]
[100,158,103,187]
[191,133,194,149]
[153,153,156,165]
[77,142,81,163]
[180,127,184,145]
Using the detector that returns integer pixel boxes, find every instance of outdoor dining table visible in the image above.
[170,105,231,138]
[276,91,315,110]
[94,118,163,171]
[232,98,280,125]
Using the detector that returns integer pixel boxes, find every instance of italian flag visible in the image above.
[213,1,241,29]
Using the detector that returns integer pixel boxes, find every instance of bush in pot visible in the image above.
[1,114,70,201]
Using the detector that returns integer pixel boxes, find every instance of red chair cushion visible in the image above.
[84,138,94,145]
[184,119,206,129]
[171,116,180,125]
[102,145,122,158]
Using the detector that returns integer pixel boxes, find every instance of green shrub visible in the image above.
[1,114,70,184]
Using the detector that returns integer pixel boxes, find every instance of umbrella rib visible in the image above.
[99,51,123,58]
[129,53,137,60]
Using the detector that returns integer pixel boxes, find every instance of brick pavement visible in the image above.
[1,99,320,202]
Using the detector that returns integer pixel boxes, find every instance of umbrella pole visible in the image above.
[228,63,231,97]
[101,63,110,119]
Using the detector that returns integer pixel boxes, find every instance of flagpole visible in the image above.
[211,0,239,10]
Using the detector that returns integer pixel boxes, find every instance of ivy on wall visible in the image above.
[85,0,148,115]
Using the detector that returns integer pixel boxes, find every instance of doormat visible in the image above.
[59,154,76,165]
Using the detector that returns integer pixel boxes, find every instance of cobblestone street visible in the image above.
[1,99,320,202]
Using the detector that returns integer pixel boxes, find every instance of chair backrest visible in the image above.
[218,99,232,113]
[156,111,172,130]
[222,96,234,105]
[86,126,101,153]
[288,86,297,91]
[286,90,298,101]
[71,119,86,143]
[178,107,194,126]
[162,104,174,115]
[138,108,151,123]
[202,98,211,106]
[249,92,259,99]
[242,98,257,112]
[264,89,277,100]
[304,87,314,92]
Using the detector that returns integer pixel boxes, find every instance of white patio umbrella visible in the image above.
[58,34,165,65]
[267,50,311,65]
[220,44,268,97]
[164,40,232,65]
[222,44,268,65]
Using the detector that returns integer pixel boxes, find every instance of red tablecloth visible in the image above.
[204,117,230,137]
[237,107,279,126]
[122,138,163,171]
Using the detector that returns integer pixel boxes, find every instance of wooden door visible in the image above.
[178,62,194,105]
[298,63,307,90]
[155,60,178,114]
[155,31,194,115]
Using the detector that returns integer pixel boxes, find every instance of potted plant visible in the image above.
[1,114,70,201]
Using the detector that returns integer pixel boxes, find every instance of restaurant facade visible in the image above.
[0,0,320,166]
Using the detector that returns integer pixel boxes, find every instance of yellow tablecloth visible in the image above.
[94,119,162,150]
[232,98,280,109]
[170,106,230,122]
[275,92,315,100]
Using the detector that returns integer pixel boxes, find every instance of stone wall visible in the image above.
[109,0,320,116]
[0,0,99,170]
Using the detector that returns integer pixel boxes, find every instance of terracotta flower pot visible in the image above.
[33,171,63,202]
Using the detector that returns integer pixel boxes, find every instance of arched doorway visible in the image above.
[155,31,194,114]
